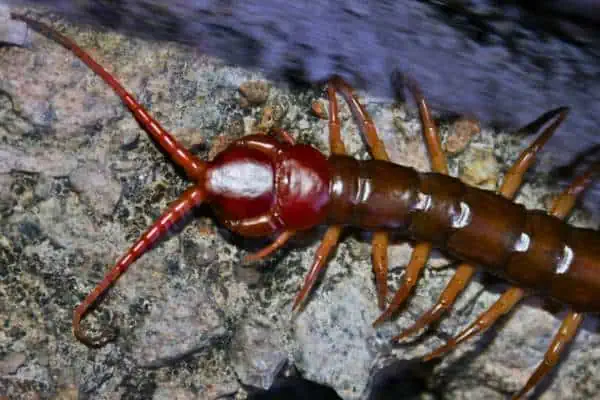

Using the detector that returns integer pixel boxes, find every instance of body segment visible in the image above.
[327,156,600,312]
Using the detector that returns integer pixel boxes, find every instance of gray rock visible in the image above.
[293,273,380,399]
[132,286,227,368]
[69,161,122,217]
[0,174,15,215]
[0,352,26,374]
[230,316,288,390]
[0,145,78,177]
[0,3,28,46]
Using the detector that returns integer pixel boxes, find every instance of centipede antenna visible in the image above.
[73,186,206,347]
[12,13,207,181]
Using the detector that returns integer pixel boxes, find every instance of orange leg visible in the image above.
[511,311,583,400]
[291,83,347,311]
[404,78,449,175]
[329,77,390,160]
[292,226,344,311]
[371,231,390,309]
[549,162,599,219]
[498,107,569,199]
[387,106,568,338]
[73,186,206,347]
[329,77,392,309]
[422,287,525,360]
[390,262,475,340]
[508,164,598,398]
[243,230,296,263]
[270,127,296,145]
[372,242,433,325]
[372,80,449,322]
[423,163,597,397]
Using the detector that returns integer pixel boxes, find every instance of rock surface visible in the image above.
[1,10,600,400]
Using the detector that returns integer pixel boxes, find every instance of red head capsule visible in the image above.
[275,144,331,231]
[206,145,275,222]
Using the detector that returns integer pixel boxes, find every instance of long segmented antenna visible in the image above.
[13,14,211,346]
[73,186,206,347]
[12,13,207,181]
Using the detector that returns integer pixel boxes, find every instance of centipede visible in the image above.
[12,14,600,400]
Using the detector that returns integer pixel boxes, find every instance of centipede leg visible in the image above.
[422,287,525,360]
[73,186,206,347]
[499,107,569,199]
[271,127,296,145]
[511,311,583,400]
[404,78,449,175]
[423,162,596,392]
[372,79,450,322]
[243,230,296,262]
[372,242,433,325]
[549,162,599,219]
[508,163,598,398]
[330,77,392,309]
[292,226,344,311]
[389,106,568,338]
[390,263,475,339]
[292,83,347,311]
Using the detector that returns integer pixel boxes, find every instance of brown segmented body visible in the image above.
[326,155,600,312]
[12,13,599,399]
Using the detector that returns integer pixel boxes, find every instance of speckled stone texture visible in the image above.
[1,10,600,400]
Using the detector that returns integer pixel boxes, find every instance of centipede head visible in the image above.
[205,134,331,238]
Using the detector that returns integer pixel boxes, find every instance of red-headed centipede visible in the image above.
[12,14,599,400]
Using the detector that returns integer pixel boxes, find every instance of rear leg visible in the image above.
[387,106,569,338]
[510,163,598,399]
[511,311,583,400]
[423,162,597,398]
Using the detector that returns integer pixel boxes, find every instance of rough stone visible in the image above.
[0,352,26,374]
[230,316,288,390]
[131,286,227,368]
[69,161,122,217]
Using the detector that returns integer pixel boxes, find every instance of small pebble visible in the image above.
[119,129,140,150]
[444,117,481,154]
[239,81,270,108]
[257,104,287,131]
[311,100,328,120]
[460,147,499,190]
